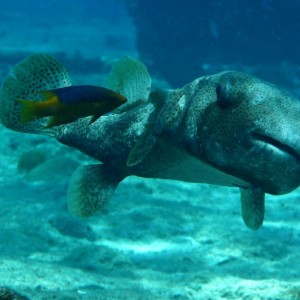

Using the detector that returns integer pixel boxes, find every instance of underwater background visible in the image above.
[0,0,300,299]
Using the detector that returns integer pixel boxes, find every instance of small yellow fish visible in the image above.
[19,85,127,128]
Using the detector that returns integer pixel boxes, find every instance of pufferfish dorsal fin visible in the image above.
[104,57,151,104]
[240,187,265,230]
[67,164,123,217]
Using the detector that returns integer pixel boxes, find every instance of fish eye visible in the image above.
[216,82,238,109]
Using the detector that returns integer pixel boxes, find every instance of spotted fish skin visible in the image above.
[1,54,300,230]
[54,70,300,230]
[56,71,300,195]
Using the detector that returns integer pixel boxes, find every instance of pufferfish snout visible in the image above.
[194,71,300,196]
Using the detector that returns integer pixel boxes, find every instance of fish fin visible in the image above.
[104,57,151,104]
[240,187,265,230]
[40,90,57,100]
[127,125,158,167]
[67,164,123,217]
[19,91,58,126]
[126,92,164,167]
[0,53,71,135]
[18,99,39,124]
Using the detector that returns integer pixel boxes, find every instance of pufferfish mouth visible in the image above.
[251,132,300,161]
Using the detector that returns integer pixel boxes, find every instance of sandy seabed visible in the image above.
[0,128,300,300]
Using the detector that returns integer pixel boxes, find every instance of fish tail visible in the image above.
[0,53,71,135]
[18,99,39,125]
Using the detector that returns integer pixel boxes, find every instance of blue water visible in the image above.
[0,1,300,299]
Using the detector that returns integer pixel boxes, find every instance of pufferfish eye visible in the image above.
[216,82,240,109]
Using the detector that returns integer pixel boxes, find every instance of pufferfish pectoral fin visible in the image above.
[67,164,123,217]
[127,125,158,167]
[240,187,265,230]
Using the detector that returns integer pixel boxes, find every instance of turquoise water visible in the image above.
[0,1,300,299]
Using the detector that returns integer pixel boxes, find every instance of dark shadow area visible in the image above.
[126,0,300,87]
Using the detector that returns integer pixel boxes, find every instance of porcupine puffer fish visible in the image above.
[1,54,300,230]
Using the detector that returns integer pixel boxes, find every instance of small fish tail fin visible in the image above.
[67,164,123,217]
[104,57,152,104]
[40,90,56,99]
[18,99,39,125]
[0,53,71,135]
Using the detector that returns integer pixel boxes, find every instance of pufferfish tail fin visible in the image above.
[0,53,71,135]
[67,164,123,217]
[104,56,151,104]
